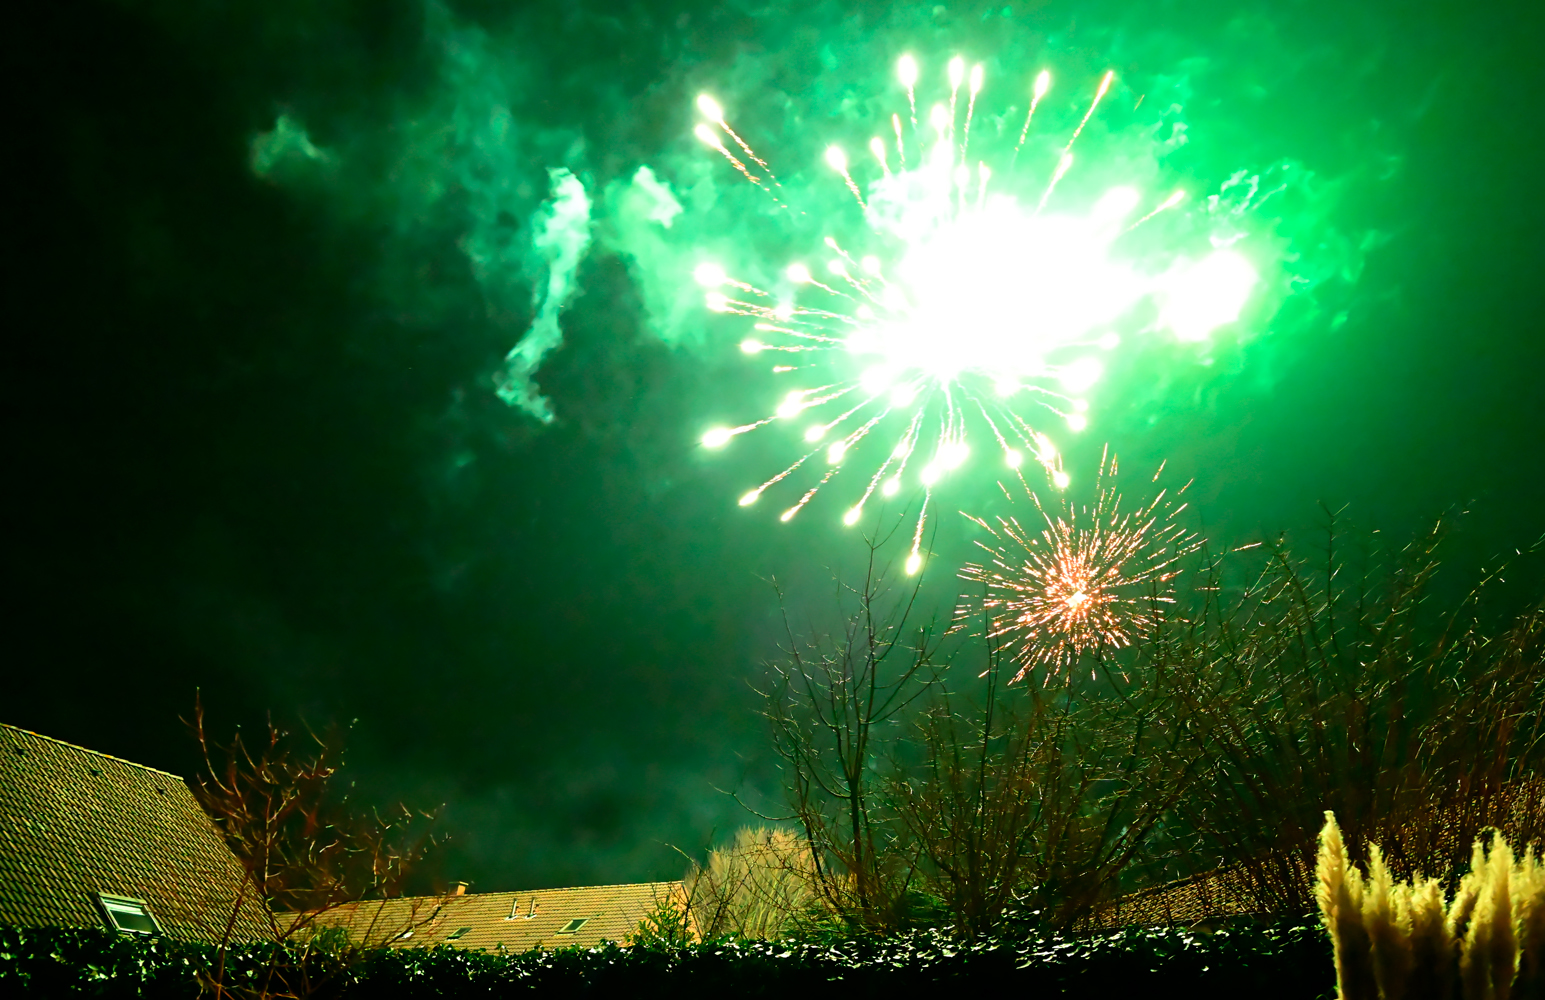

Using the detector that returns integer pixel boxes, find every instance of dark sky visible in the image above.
[9,0,1543,892]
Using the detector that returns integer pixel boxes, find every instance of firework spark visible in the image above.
[694,54,1257,574]
[959,450,1200,683]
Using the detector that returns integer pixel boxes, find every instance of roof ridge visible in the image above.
[515,880,686,892]
[330,880,687,906]
[1,722,186,781]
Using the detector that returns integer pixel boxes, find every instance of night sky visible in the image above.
[9,0,1543,893]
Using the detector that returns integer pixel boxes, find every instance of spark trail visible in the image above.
[694,54,1258,574]
[959,449,1200,684]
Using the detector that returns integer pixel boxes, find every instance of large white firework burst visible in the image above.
[694,54,1257,574]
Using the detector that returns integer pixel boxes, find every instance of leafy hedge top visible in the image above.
[1,920,1334,998]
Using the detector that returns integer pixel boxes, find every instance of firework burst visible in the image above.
[959,449,1200,683]
[694,54,1258,574]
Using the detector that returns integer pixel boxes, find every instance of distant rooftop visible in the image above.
[310,881,688,952]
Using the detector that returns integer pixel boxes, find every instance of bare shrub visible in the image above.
[892,634,1203,934]
[758,529,1203,935]
[756,510,1542,935]
[187,696,444,998]
[757,538,944,931]
[1148,516,1545,914]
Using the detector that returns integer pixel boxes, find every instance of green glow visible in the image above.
[857,198,1144,385]
[696,94,725,123]
[948,57,965,90]
[1057,357,1104,394]
[1162,250,1259,341]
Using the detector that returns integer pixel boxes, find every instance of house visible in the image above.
[0,721,694,952]
[310,881,691,952]
[0,723,269,942]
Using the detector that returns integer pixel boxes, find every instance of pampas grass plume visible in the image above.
[1318,812,1543,1000]
[1322,810,1379,1000]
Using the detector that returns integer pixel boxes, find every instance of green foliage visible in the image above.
[626,895,696,949]
[0,920,1336,998]
[0,926,205,999]
[0,926,352,999]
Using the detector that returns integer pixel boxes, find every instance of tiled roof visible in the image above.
[310,881,688,952]
[1083,862,1299,929]
[0,724,270,942]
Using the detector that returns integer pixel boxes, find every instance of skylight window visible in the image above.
[96,894,158,935]
[447,926,472,940]
[556,917,589,934]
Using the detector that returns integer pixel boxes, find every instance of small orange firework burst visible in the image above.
[960,449,1200,683]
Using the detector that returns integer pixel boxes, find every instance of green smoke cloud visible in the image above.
[235,0,1397,436]
[493,167,593,421]
[240,2,600,423]
[250,114,329,178]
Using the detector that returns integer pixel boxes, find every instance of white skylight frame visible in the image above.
[95,893,160,936]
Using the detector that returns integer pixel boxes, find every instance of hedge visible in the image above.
[0,920,1335,998]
